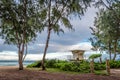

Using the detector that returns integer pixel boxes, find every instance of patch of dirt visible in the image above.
[0,66,120,80]
[111,69,120,76]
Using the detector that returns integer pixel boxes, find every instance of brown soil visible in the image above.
[0,66,120,80]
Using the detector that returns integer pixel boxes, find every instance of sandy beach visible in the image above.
[0,66,120,80]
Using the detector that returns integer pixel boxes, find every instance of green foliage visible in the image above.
[54,61,90,73]
[61,17,72,29]
[0,0,43,70]
[60,62,74,71]
[27,59,90,73]
[27,59,120,73]
[109,60,120,68]
[27,58,120,73]
[45,59,58,68]
[27,61,41,68]
[94,63,106,70]
[89,54,102,59]
[0,0,40,45]
[90,1,120,60]
[94,70,108,75]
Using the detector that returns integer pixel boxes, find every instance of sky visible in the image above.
[0,7,98,60]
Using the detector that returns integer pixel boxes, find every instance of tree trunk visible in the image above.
[106,59,110,75]
[99,57,102,63]
[90,59,94,73]
[18,51,23,70]
[113,52,117,61]
[18,44,24,70]
[108,42,112,60]
[41,29,51,70]
[41,0,51,70]
[109,51,112,60]
[113,41,117,61]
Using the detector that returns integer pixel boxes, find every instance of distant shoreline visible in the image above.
[0,60,35,66]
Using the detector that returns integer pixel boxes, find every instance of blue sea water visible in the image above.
[0,60,35,66]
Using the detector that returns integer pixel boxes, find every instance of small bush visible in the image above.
[60,62,74,71]
[54,63,66,68]
[94,63,106,70]
[45,59,57,68]
[27,61,41,68]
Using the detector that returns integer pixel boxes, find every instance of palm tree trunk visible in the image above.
[41,28,51,70]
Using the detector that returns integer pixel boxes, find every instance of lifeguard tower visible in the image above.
[71,50,85,60]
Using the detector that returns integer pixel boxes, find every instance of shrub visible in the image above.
[27,60,90,73]
[27,61,41,68]
[59,61,90,72]
[89,54,102,59]
[45,59,68,68]
[26,59,68,68]
[45,59,57,68]
[54,62,67,68]
[109,60,120,68]
[60,62,74,71]
[94,63,106,70]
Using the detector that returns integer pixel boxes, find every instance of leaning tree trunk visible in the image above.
[41,28,51,70]
[41,0,51,70]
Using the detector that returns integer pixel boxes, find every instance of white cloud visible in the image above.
[37,43,57,47]
[62,42,92,51]
[37,42,93,52]
[37,44,45,47]
[0,51,73,60]
[0,51,18,60]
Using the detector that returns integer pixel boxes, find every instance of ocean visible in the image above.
[0,60,35,66]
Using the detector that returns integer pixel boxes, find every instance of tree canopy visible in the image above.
[0,0,43,70]
[90,1,120,60]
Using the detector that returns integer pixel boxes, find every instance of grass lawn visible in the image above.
[47,68,82,74]
[27,67,108,75]
[27,67,81,74]
[94,70,109,75]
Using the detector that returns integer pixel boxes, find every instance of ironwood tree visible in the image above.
[0,0,42,70]
[37,0,93,70]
